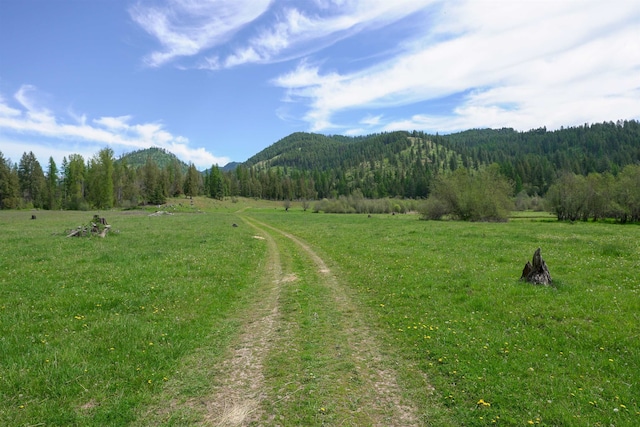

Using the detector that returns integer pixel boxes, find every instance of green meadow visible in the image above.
[1,199,638,426]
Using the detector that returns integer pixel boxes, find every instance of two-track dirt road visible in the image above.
[139,215,427,426]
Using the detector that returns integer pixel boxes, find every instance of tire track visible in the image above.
[245,217,422,426]
[196,218,286,426]
[142,215,425,426]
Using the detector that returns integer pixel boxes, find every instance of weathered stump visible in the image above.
[521,248,552,285]
[93,215,108,225]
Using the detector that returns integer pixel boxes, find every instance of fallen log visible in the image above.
[98,225,111,238]
[67,227,85,238]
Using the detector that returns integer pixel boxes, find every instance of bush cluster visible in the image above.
[313,191,420,214]
[546,164,640,222]
[419,165,514,222]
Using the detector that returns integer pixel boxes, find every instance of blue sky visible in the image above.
[1,0,639,169]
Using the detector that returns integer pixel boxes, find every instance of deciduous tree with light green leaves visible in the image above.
[421,164,514,221]
[87,148,115,209]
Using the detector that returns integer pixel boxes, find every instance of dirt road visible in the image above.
[139,215,425,426]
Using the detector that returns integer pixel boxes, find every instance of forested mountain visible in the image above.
[117,147,190,173]
[221,162,241,171]
[231,120,640,199]
[1,120,638,213]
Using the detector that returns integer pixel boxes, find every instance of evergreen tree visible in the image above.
[112,159,126,207]
[168,158,184,197]
[141,157,165,205]
[45,157,60,210]
[183,163,201,199]
[0,151,20,209]
[63,154,86,210]
[18,151,46,208]
[206,164,224,200]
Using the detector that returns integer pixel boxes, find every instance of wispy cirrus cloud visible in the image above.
[128,0,640,137]
[0,85,228,168]
[217,0,436,68]
[130,0,271,67]
[132,0,437,69]
[273,0,640,134]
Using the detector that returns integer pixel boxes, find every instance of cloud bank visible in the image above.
[0,85,228,169]
[132,0,436,69]
[132,0,640,135]
[273,1,640,133]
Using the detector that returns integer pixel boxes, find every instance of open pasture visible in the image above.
[247,207,640,426]
[0,204,267,425]
[1,200,639,426]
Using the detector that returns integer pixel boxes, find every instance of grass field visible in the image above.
[1,198,638,426]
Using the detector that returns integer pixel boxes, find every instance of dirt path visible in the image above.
[197,220,284,426]
[139,216,424,426]
[237,217,423,426]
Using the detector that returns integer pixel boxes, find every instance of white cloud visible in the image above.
[274,0,640,133]
[0,85,228,169]
[130,0,271,67]
[132,0,437,68]
[222,0,436,67]
[94,115,133,131]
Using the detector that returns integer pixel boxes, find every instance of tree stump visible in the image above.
[521,248,552,285]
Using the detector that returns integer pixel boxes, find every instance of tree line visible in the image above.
[546,165,640,223]
[0,148,202,210]
[1,120,639,223]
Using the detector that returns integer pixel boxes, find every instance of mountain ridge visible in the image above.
[114,120,640,199]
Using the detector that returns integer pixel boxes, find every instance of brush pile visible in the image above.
[66,215,111,238]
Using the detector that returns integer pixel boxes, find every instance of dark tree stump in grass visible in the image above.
[521,248,552,285]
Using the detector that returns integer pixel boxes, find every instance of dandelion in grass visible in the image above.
[477,399,491,407]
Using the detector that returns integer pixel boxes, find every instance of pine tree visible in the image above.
[0,151,20,209]
[45,157,60,210]
[183,163,201,199]
[18,151,46,208]
[63,154,87,210]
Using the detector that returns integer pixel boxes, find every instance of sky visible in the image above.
[1,0,639,170]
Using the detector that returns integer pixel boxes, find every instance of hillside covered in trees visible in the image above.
[117,147,190,173]
[237,120,640,199]
[1,120,639,220]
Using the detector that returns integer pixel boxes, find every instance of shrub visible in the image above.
[419,197,449,220]
[426,165,514,222]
